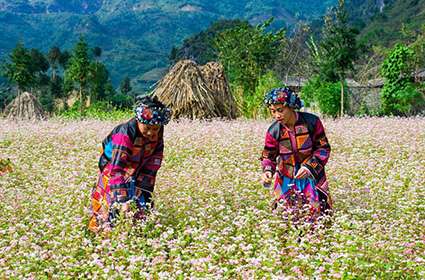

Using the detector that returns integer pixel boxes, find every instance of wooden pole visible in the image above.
[340,80,344,117]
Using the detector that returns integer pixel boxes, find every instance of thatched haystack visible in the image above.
[4,92,45,120]
[152,60,218,119]
[200,62,237,119]
[152,60,237,119]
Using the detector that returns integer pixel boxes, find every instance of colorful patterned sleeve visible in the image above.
[260,131,279,174]
[302,118,331,179]
[138,139,164,189]
[108,133,133,201]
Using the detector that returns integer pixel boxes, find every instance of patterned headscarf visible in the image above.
[134,95,171,125]
[263,87,304,110]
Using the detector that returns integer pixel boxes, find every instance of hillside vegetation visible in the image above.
[0,0,336,89]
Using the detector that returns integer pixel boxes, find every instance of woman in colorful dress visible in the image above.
[88,95,171,233]
[260,87,332,221]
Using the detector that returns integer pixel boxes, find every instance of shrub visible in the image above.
[57,101,132,120]
[301,77,347,117]
[380,43,424,115]
[249,71,285,119]
[300,77,318,108]
[381,83,424,116]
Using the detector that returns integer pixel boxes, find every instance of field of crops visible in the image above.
[0,117,424,279]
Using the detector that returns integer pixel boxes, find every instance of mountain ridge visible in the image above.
[0,1,338,90]
[5,0,420,90]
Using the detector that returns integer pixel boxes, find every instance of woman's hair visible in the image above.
[134,95,171,125]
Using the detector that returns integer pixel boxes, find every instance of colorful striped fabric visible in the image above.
[273,175,320,220]
[260,112,332,212]
[89,118,164,232]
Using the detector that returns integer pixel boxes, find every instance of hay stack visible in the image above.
[152,60,218,119]
[200,62,237,119]
[152,60,237,119]
[4,92,45,120]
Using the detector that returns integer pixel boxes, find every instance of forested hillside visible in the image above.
[0,0,336,89]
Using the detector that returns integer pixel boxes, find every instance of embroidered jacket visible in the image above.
[98,118,164,203]
[260,112,331,185]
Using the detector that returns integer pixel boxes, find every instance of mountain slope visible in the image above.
[348,0,425,46]
[0,0,336,90]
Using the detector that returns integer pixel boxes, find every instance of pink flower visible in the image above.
[403,249,414,255]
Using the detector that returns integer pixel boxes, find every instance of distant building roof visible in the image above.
[414,68,425,80]
[346,78,362,87]
[367,78,384,87]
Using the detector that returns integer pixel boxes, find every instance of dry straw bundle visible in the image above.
[152,60,237,119]
[200,61,237,119]
[4,92,45,120]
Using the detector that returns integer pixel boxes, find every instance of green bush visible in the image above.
[110,93,133,109]
[39,91,55,113]
[380,43,424,116]
[57,101,132,120]
[355,101,383,117]
[300,77,318,108]
[316,81,342,117]
[301,77,346,117]
[247,71,284,119]
[381,83,424,116]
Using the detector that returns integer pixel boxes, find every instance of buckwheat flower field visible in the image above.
[0,117,424,279]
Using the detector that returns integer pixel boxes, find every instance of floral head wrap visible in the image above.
[263,87,304,109]
[134,95,171,125]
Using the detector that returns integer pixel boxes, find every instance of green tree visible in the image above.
[47,46,62,81]
[65,37,90,117]
[39,88,55,113]
[92,46,102,59]
[104,81,116,98]
[169,46,178,63]
[87,46,110,103]
[28,48,50,90]
[252,71,285,119]
[48,75,64,99]
[106,81,133,108]
[301,77,345,117]
[59,50,71,69]
[89,62,109,102]
[310,0,359,116]
[0,80,13,111]
[120,76,132,95]
[47,46,69,107]
[3,42,33,93]
[380,43,423,115]
[409,25,425,83]
[214,18,285,116]
[109,76,133,108]
[2,43,51,113]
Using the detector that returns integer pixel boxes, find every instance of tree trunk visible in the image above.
[79,86,83,119]
[340,80,344,117]
[52,67,56,81]
[17,88,21,119]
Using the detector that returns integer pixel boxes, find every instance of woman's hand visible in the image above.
[294,166,311,179]
[121,201,131,212]
[261,171,273,184]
